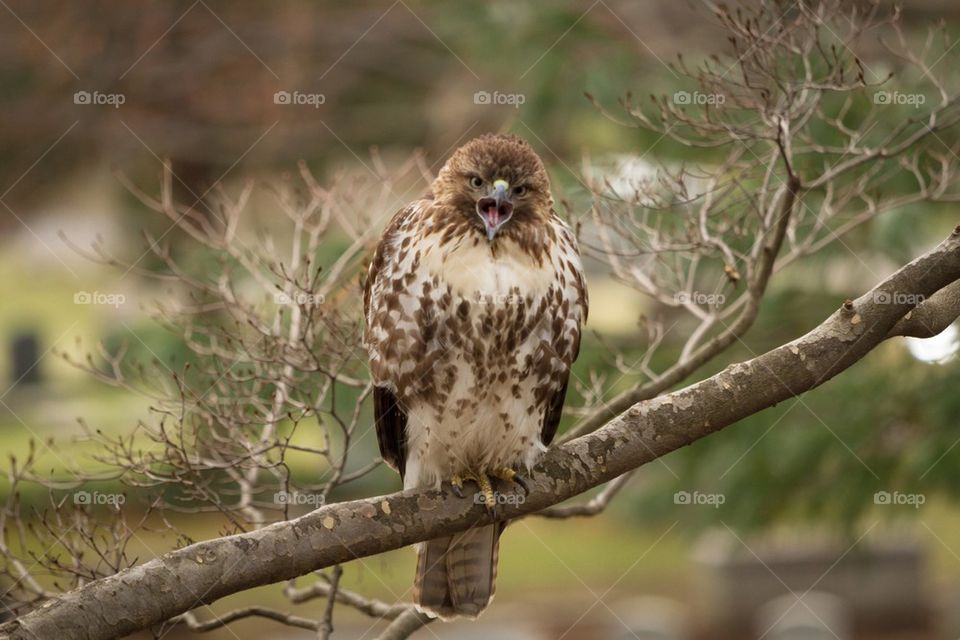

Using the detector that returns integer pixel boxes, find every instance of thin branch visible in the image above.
[374,609,434,640]
[317,565,342,640]
[175,607,319,632]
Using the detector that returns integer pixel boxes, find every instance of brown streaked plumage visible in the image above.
[363,133,588,619]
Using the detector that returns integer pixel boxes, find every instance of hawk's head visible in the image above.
[432,134,552,242]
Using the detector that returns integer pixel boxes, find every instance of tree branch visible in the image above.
[373,610,433,640]
[2,229,958,640]
[562,166,800,442]
[284,579,410,619]
[174,607,319,633]
[887,277,960,338]
[535,468,635,519]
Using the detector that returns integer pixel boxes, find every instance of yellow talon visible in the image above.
[490,466,531,495]
[449,468,530,513]
[449,471,498,511]
[451,473,465,498]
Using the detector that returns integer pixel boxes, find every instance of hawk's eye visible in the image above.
[469,176,484,189]
[512,185,527,197]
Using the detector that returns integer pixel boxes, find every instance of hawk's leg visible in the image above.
[449,471,496,511]
[490,466,531,496]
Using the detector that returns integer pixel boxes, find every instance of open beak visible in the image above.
[476,179,514,241]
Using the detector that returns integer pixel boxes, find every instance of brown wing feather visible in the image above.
[374,386,407,477]
[540,376,569,446]
[540,225,588,446]
[540,321,581,446]
[364,203,422,480]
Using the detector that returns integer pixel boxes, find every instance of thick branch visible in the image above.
[888,278,960,338]
[536,468,634,519]
[2,230,958,640]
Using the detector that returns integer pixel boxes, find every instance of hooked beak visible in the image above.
[476,179,514,241]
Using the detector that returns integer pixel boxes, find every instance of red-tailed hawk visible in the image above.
[363,134,588,619]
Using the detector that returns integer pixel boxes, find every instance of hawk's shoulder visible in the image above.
[363,199,430,321]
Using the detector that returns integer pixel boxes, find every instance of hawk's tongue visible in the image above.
[484,204,500,227]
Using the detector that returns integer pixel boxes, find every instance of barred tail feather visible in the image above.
[413,525,500,619]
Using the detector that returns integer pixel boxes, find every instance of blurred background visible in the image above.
[1,1,959,639]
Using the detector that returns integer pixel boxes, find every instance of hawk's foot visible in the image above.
[489,466,531,496]
[450,471,496,511]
